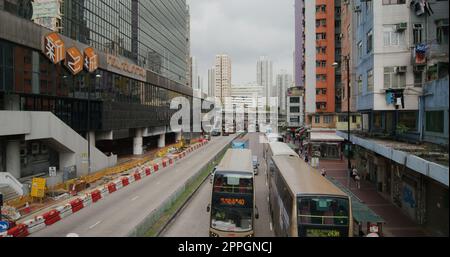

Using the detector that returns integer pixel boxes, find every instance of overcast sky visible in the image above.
[187,0,295,85]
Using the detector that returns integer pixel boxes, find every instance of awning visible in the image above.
[310,132,345,142]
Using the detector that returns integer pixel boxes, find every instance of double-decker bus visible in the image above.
[267,143,353,237]
[207,149,259,237]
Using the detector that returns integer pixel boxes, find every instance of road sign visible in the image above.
[31,178,46,198]
[0,221,9,232]
[49,166,57,177]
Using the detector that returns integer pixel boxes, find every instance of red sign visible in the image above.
[220,198,246,206]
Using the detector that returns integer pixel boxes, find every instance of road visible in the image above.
[162,133,274,237]
[30,136,235,237]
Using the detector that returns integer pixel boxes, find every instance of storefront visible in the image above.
[307,131,344,160]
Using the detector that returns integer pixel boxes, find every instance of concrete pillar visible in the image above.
[88,131,96,146]
[176,132,182,142]
[133,129,144,155]
[6,140,21,179]
[158,134,166,148]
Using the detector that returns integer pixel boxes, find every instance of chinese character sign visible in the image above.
[44,32,65,64]
[65,47,83,75]
[84,47,98,73]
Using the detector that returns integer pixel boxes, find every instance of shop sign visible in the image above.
[106,54,147,81]
[42,32,98,75]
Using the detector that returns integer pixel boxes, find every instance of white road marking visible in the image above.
[66,233,79,237]
[269,222,273,231]
[89,221,102,230]
[131,196,139,201]
[267,196,269,203]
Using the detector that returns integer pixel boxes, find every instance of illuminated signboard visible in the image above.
[44,32,65,64]
[306,229,341,237]
[220,198,246,206]
[42,32,98,75]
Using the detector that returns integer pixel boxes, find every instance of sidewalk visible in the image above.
[319,159,431,237]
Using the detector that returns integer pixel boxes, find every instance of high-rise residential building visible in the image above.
[0,0,196,183]
[304,0,341,129]
[215,54,232,103]
[276,71,293,115]
[256,56,273,105]
[294,0,305,88]
[208,67,216,97]
[191,56,199,91]
[230,83,264,109]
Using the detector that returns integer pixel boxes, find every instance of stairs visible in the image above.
[0,184,20,202]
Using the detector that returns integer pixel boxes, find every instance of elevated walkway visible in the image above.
[0,111,117,193]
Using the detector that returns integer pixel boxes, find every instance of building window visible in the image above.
[290,106,300,113]
[290,116,300,123]
[413,24,424,45]
[338,116,348,122]
[290,97,300,103]
[316,74,327,81]
[358,75,363,94]
[316,102,327,110]
[383,25,405,47]
[366,0,373,13]
[316,61,327,67]
[352,115,357,123]
[382,0,406,5]
[373,112,382,130]
[314,116,321,124]
[324,115,333,124]
[437,20,449,45]
[384,67,406,88]
[316,33,327,40]
[367,30,373,53]
[367,69,374,92]
[414,71,424,87]
[426,111,444,133]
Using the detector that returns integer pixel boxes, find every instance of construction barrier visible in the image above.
[56,204,73,219]
[107,182,117,193]
[134,172,141,181]
[114,179,123,190]
[42,209,61,226]
[69,198,84,213]
[169,159,173,165]
[127,174,135,184]
[99,187,109,198]
[7,224,29,237]
[162,160,167,168]
[23,216,46,234]
[91,190,102,203]
[154,164,159,172]
[145,167,151,176]
[121,177,130,187]
[81,194,93,207]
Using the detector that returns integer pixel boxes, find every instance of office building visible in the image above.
[214,54,232,103]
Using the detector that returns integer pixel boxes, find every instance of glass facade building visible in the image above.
[61,0,188,85]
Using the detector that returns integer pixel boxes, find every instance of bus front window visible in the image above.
[297,197,350,237]
[211,207,252,232]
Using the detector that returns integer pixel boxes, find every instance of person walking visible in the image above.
[352,167,361,189]
[321,168,327,177]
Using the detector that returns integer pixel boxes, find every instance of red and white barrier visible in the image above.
[42,209,61,226]
[127,174,135,184]
[7,224,29,237]
[121,177,130,187]
[100,187,109,198]
[23,216,46,234]
[154,163,159,172]
[56,204,73,219]
[145,167,151,176]
[91,190,102,203]
[81,194,93,207]
[134,172,141,181]
[114,179,123,190]
[107,182,117,193]
[69,198,84,213]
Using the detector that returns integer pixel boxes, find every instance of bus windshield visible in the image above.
[297,196,350,237]
[211,172,254,232]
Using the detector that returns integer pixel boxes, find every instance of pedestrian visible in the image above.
[304,154,309,164]
[352,167,360,189]
[321,168,327,177]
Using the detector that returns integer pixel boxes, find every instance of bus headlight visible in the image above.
[210,232,219,237]
[246,233,254,237]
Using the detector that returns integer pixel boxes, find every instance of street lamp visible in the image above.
[333,57,352,188]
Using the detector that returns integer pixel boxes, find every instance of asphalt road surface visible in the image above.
[162,133,274,237]
[30,136,235,237]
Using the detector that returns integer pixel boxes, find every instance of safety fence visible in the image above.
[0,140,209,237]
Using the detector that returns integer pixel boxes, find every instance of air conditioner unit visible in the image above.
[395,66,407,73]
[395,22,407,31]
[354,6,361,12]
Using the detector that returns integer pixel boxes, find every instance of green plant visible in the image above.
[396,123,409,135]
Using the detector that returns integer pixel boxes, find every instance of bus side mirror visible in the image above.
[207,204,211,213]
